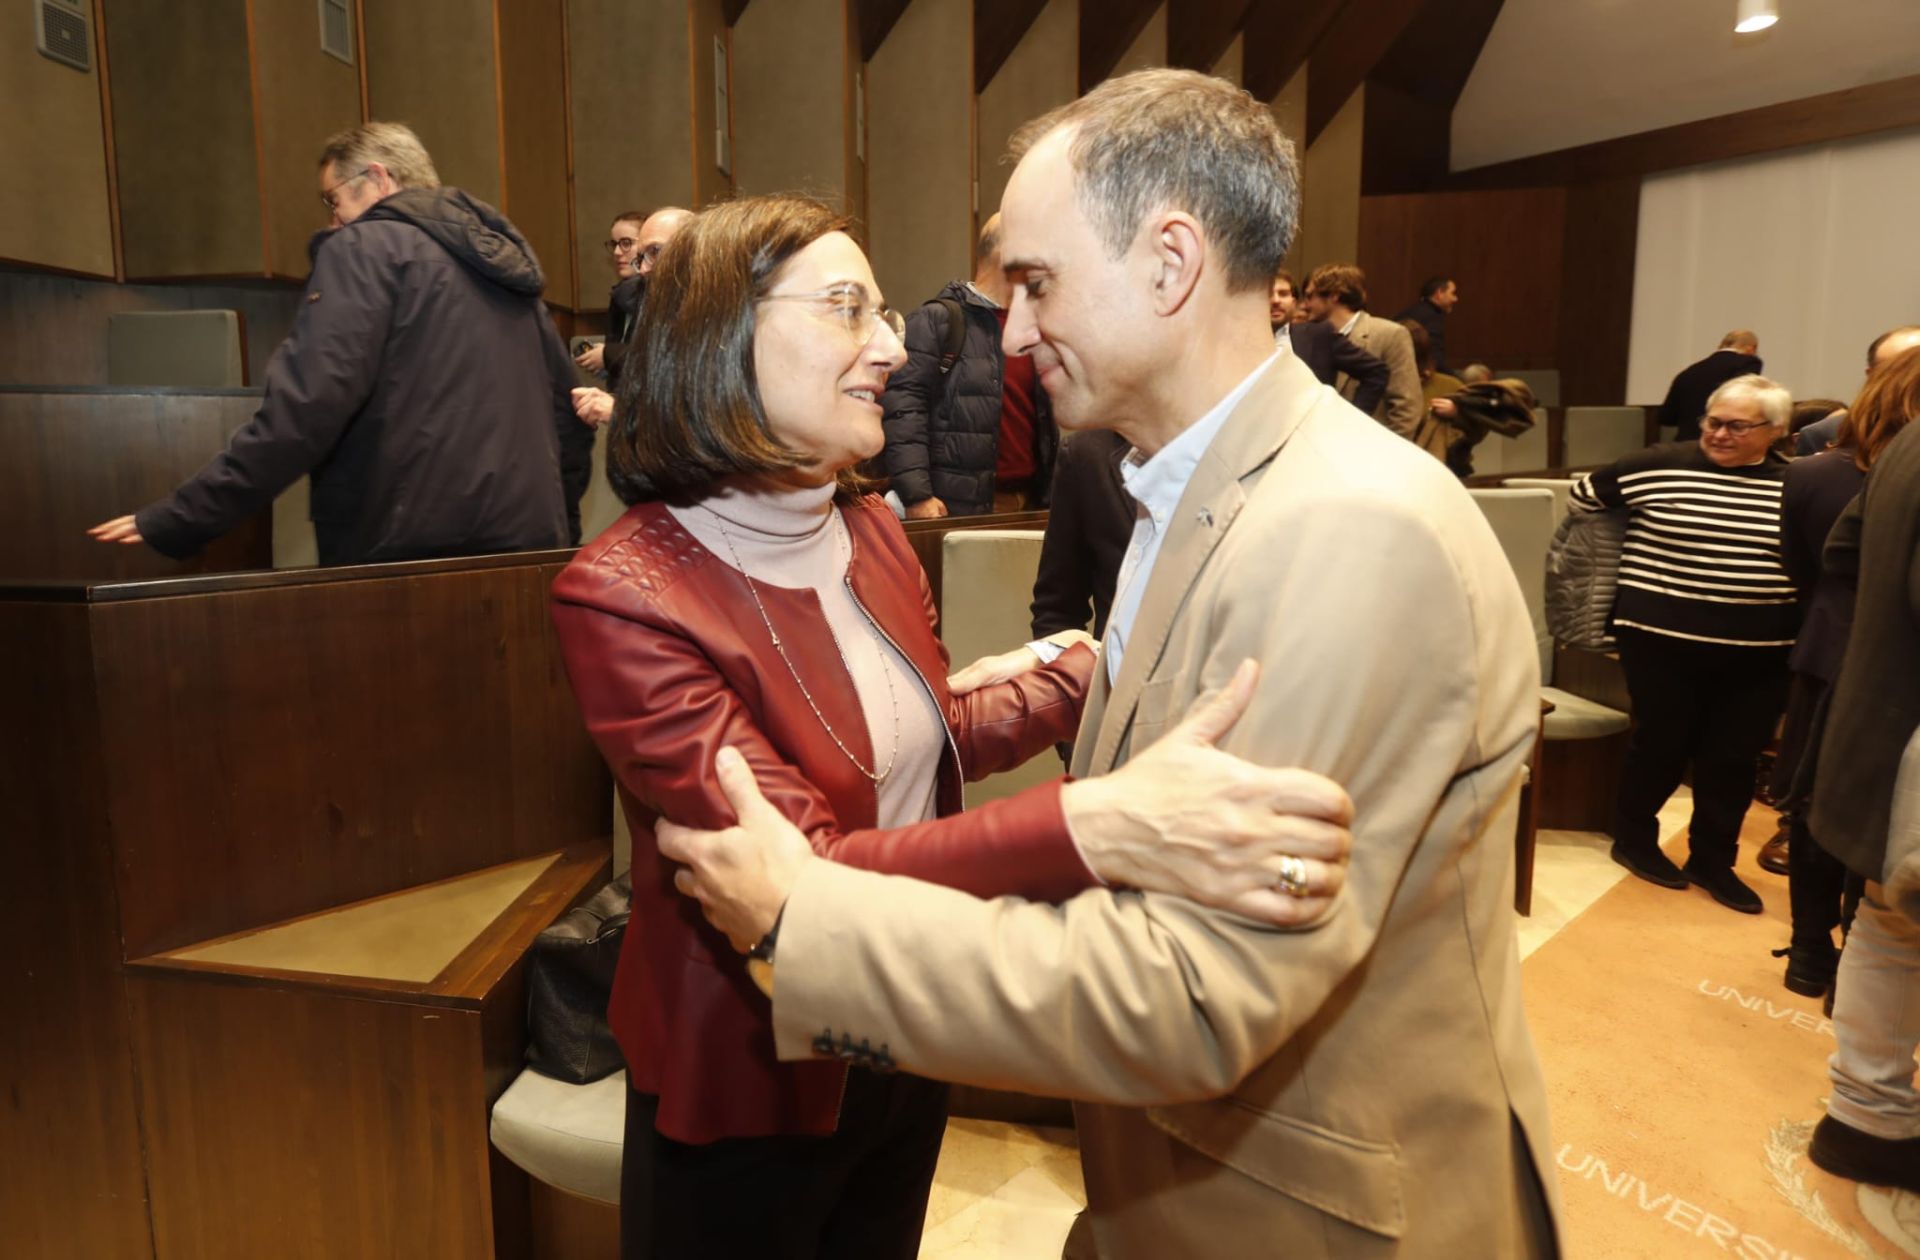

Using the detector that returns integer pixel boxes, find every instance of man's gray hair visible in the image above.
[319,121,440,190]
[1009,69,1299,294]
[1707,374,1792,430]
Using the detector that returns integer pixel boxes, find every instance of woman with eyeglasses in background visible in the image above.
[547,195,1354,1258]
[1569,374,1798,917]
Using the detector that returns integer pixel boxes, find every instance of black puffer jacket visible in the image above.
[880,281,1056,516]
[137,187,581,563]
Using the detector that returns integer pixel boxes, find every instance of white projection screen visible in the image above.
[1626,126,1920,407]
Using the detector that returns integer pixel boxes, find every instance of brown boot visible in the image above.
[1758,826,1790,876]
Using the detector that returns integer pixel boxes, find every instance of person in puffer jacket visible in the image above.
[879,214,1057,518]
[90,121,581,562]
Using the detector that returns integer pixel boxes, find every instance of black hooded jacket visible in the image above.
[880,280,1056,516]
[136,187,583,564]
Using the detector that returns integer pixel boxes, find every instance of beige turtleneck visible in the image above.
[669,479,945,829]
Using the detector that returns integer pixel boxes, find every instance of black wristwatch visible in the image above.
[746,905,785,995]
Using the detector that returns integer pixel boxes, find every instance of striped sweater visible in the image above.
[1569,443,1797,647]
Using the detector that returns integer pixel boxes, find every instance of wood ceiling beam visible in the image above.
[1167,0,1255,75]
[1078,0,1163,94]
[1303,0,1425,142]
[1242,0,1348,104]
[856,0,912,61]
[974,0,1052,92]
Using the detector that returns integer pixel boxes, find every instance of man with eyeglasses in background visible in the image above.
[569,207,691,432]
[89,121,586,560]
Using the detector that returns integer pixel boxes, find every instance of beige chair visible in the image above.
[1563,406,1647,468]
[491,1067,624,1248]
[1502,476,1575,524]
[107,310,246,387]
[1468,488,1629,861]
[940,529,1053,808]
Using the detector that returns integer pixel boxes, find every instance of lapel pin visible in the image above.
[1197,507,1213,527]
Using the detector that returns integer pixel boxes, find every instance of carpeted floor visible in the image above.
[1522,803,1920,1259]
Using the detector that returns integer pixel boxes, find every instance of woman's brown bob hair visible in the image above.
[1838,343,1920,473]
[606,195,870,505]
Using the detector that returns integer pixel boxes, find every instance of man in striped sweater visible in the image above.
[1569,375,1797,914]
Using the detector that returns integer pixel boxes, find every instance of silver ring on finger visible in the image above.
[1275,854,1310,898]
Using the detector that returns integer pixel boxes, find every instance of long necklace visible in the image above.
[707,508,901,783]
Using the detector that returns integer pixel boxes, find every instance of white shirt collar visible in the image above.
[964,281,1001,309]
[1337,310,1362,338]
[1120,350,1282,523]
[1273,322,1293,354]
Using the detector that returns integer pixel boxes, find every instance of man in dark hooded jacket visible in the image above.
[880,213,1057,518]
[90,121,585,563]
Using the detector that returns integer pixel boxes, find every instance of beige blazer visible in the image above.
[771,354,1562,1258]
[1342,309,1425,440]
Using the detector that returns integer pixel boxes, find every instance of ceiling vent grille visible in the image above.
[319,0,354,65]
[36,0,92,73]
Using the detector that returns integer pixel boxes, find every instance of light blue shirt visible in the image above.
[1104,351,1281,684]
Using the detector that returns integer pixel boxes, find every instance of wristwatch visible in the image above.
[746,905,785,997]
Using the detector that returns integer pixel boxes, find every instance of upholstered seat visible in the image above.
[1541,685,1631,740]
[490,1068,626,1206]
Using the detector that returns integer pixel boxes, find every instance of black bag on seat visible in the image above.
[524,872,631,1084]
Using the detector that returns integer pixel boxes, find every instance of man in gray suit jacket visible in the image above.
[1302,262,1425,441]
[657,69,1561,1258]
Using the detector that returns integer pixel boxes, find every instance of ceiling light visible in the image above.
[1735,0,1778,33]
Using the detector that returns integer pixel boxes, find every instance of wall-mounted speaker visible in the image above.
[319,0,354,65]
[36,0,92,73]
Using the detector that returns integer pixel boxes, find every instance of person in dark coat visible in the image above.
[1392,274,1458,374]
[1794,325,1920,454]
[572,207,692,426]
[1804,347,1920,1195]
[90,122,579,563]
[1766,383,1900,998]
[1658,330,1762,442]
[1268,268,1389,415]
[1030,429,1132,641]
[881,215,1058,518]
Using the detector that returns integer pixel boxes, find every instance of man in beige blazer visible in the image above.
[1303,262,1425,440]
[660,69,1561,1258]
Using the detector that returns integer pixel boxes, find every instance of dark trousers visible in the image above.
[1611,628,1790,870]
[1777,670,1855,952]
[621,1071,949,1260]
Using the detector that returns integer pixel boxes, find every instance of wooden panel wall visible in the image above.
[569,0,692,311]
[1297,84,1363,273]
[251,1,362,280]
[498,0,576,308]
[107,0,264,279]
[0,390,272,580]
[0,269,302,386]
[976,0,1076,221]
[0,603,153,1260]
[90,560,608,956]
[1110,1,1168,79]
[1357,185,1567,370]
[1211,32,1244,87]
[867,0,973,311]
[689,0,737,208]
[1270,63,1308,276]
[1556,177,1639,406]
[731,0,851,205]
[0,0,115,276]
[129,976,497,1260]
[361,0,504,205]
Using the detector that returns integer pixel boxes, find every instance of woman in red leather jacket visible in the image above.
[549,196,1350,1259]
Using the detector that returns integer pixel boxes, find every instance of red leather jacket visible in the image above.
[550,497,1097,1143]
